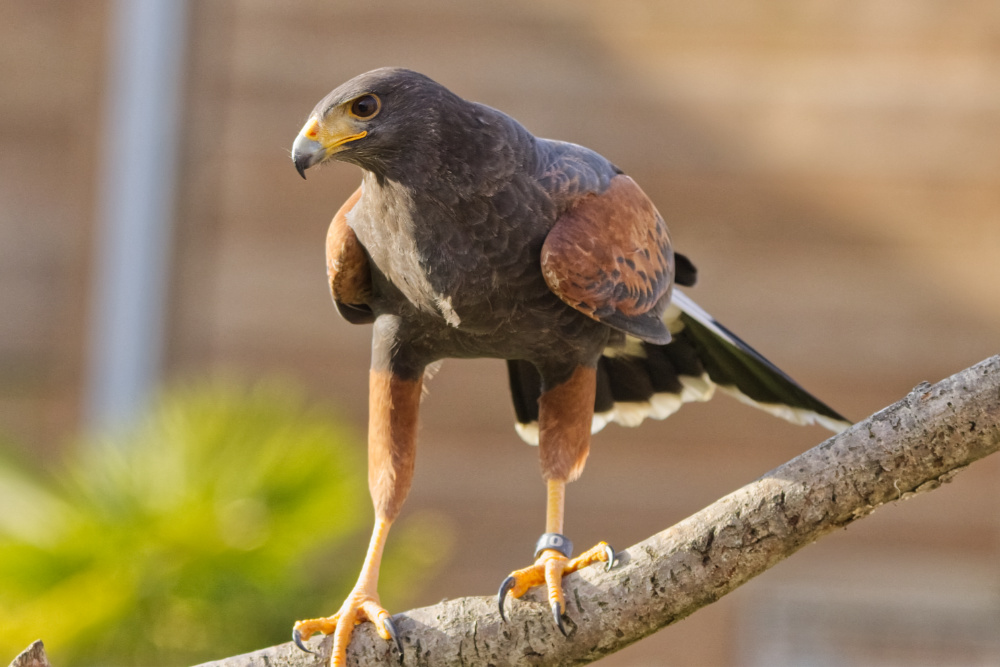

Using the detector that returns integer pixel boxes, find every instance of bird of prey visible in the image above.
[290,67,848,664]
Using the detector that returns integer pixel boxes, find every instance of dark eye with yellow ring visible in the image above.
[350,94,381,119]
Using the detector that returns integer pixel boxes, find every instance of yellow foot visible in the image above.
[497,539,616,635]
[292,589,402,666]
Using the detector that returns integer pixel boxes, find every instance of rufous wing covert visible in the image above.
[542,175,674,345]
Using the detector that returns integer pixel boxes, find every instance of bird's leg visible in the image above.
[498,479,615,633]
[498,365,616,634]
[293,517,399,660]
[293,367,421,665]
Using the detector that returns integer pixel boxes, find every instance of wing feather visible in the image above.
[326,185,374,324]
[541,175,674,343]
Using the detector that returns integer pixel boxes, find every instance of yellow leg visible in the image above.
[498,479,616,634]
[292,367,421,664]
[546,478,565,534]
[293,517,402,665]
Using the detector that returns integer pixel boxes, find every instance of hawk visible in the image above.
[289,68,848,665]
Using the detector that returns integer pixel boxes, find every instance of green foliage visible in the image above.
[0,381,451,666]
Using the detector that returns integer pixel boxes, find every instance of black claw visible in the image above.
[604,544,617,571]
[551,601,568,637]
[292,628,316,655]
[497,575,515,623]
[383,616,404,664]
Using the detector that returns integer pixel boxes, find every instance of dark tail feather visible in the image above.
[667,291,849,431]
[507,290,849,444]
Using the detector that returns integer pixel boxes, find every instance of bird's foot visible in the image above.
[293,588,403,665]
[497,534,616,635]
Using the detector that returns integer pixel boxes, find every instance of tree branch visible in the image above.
[197,355,1000,667]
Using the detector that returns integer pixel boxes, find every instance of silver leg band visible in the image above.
[535,532,573,559]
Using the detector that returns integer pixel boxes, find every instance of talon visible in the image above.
[383,616,404,663]
[604,544,617,571]
[498,575,515,623]
[551,600,568,637]
[292,627,316,655]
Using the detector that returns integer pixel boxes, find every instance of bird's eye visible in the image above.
[349,94,381,119]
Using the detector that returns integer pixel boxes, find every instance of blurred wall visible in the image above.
[2,1,998,664]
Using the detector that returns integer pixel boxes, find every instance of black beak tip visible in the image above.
[295,159,308,180]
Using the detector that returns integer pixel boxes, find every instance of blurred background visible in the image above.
[2,0,999,665]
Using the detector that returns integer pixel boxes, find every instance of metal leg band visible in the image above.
[535,532,573,559]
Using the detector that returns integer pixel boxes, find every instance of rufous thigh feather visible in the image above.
[538,365,596,483]
[368,370,422,520]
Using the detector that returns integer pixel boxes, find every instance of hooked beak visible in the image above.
[291,116,367,179]
[292,131,323,179]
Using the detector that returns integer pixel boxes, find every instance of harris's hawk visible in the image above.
[290,68,849,664]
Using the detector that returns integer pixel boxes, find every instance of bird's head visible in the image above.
[292,68,455,179]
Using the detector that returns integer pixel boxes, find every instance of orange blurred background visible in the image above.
[2,2,998,664]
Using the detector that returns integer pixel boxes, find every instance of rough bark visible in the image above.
[8,642,52,667]
[196,355,1000,667]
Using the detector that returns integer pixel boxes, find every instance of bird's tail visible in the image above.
[508,289,850,445]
